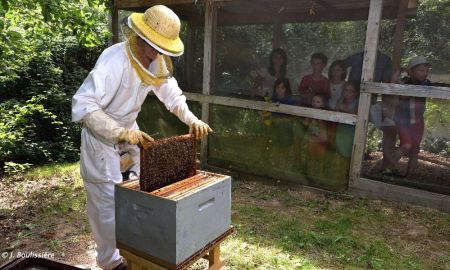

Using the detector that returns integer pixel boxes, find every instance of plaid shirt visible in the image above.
[394,78,431,126]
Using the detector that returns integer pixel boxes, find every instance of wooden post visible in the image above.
[201,0,217,164]
[207,245,224,270]
[185,18,196,91]
[349,0,383,187]
[111,2,119,44]
[272,17,282,49]
[392,0,409,70]
[120,249,166,270]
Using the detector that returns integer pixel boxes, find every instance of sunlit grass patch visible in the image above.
[229,179,448,270]
[14,162,86,216]
[24,162,82,185]
[222,236,318,270]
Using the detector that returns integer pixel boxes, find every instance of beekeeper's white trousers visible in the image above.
[84,181,123,270]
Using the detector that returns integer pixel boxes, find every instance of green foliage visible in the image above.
[3,161,32,174]
[404,0,450,70]
[0,0,107,174]
[0,97,78,170]
[422,99,450,155]
[0,0,109,84]
[366,124,383,153]
[422,137,450,156]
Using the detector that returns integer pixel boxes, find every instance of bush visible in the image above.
[3,162,32,175]
[0,0,109,174]
[0,38,105,174]
[0,97,78,172]
[422,137,450,156]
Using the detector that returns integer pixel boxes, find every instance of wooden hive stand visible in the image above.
[119,227,235,270]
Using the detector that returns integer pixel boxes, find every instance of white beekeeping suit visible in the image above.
[71,5,211,270]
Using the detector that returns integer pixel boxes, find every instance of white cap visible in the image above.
[407,56,430,70]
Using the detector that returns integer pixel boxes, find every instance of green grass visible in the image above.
[22,162,85,216]
[1,163,449,269]
[24,162,82,183]
[225,179,450,270]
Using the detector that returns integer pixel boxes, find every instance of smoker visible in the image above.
[115,135,232,269]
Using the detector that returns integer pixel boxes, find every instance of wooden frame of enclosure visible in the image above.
[112,0,450,212]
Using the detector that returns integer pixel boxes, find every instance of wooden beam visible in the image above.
[352,178,450,213]
[362,82,450,99]
[272,17,283,49]
[200,0,217,164]
[349,0,383,188]
[185,18,196,91]
[120,249,166,270]
[183,92,357,125]
[112,5,119,44]
[407,0,418,10]
[116,0,194,9]
[315,0,337,11]
[115,0,418,23]
[215,7,402,25]
[392,0,409,70]
[207,245,224,270]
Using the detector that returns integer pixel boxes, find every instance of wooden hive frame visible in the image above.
[139,134,197,192]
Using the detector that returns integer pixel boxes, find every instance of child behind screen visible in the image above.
[328,60,347,110]
[272,78,296,105]
[303,94,329,181]
[387,56,431,177]
[335,81,360,158]
[336,81,360,114]
[298,52,331,107]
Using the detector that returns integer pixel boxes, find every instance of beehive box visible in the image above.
[115,135,231,268]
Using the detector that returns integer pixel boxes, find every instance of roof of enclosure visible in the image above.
[115,0,419,24]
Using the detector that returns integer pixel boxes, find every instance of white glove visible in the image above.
[118,129,154,147]
[83,110,155,147]
[189,120,213,140]
[83,110,125,143]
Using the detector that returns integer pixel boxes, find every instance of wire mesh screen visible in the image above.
[362,96,450,195]
[137,96,201,139]
[138,96,351,191]
[136,0,449,194]
[208,104,350,191]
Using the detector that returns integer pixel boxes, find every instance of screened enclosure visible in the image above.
[114,0,450,211]
[360,94,450,195]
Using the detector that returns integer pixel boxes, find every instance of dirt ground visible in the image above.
[0,171,209,270]
[362,150,450,191]
[0,173,97,269]
[0,163,449,269]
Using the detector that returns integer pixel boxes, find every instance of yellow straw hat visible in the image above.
[129,5,184,56]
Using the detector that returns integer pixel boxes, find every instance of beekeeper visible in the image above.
[71,5,211,270]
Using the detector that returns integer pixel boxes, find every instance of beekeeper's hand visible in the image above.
[119,129,154,146]
[189,120,212,139]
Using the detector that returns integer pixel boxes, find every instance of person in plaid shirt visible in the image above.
[386,56,431,177]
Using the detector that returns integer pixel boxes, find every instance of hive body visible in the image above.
[115,171,231,266]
